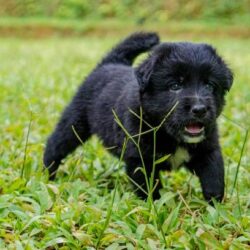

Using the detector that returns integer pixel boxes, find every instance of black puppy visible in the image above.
[44,32,233,202]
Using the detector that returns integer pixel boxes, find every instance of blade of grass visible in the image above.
[21,110,33,179]
[112,110,151,196]
[156,101,178,131]
[129,108,153,129]
[231,129,248,196]
[96,138,128,249]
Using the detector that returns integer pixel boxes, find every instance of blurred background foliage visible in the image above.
[0,1,250,249]
[0,0,249,24]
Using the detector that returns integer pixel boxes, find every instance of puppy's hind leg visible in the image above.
[43,98,90,179]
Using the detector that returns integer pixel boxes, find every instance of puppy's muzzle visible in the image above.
[182,96,210,119]
[180,97,211,143]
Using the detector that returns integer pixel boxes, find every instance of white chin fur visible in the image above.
[183,134,205,143]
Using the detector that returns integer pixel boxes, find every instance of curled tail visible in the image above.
[98,32,160,67]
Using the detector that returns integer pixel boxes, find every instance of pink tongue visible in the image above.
[186,124,203,134]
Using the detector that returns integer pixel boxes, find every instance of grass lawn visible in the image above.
[0,31,250,249]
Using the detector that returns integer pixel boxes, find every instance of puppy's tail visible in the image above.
[98,32,160,67]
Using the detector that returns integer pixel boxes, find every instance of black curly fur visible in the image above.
[44,32,233,202]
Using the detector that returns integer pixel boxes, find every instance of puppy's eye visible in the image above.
[205,82,215,92]
[169,83,182,92]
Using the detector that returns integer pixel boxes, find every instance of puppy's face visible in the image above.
[136,42,233,143]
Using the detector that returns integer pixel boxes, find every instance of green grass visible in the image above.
[0,17,249,39]
[0,32,250,249]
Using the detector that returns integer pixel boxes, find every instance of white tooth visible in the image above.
[199,127,205,132]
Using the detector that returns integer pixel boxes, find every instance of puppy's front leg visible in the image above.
[188,148,225,203]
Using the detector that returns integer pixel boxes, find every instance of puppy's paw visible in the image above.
[204,191,224,204]
[43,152,61,180]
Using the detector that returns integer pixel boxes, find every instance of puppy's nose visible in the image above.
[191,104,207,117]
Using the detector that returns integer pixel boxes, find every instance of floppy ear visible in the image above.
[135,55,158,92]
[135,43,173,92]
[224,68,234,92]
[203,44,234,92]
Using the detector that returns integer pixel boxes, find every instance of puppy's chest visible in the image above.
[169,147,191,169]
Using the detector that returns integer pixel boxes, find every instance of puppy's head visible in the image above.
[136,42,233,143]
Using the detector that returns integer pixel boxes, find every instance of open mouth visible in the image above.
[184,122,204,136]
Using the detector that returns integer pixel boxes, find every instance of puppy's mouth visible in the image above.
[184,122,204,136]
[183,122,205,143]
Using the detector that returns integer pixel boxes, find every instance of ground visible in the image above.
[0,27,250,249]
